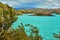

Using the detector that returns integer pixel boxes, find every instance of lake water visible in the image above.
[12,14,60,40]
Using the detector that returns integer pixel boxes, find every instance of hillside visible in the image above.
[17,8,60,16]
[0,2,18,29]
[0,2,30,40]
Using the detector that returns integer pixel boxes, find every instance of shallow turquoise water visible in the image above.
[12,14,60,40]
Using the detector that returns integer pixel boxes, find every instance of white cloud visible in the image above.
[0,0,22,7]
[0,0,60,8]
[51,7,59,9]
[54,3,59,6]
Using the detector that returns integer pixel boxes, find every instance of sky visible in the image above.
[0,0,60,9]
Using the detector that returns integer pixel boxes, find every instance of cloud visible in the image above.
[36,0,60,8]
[0,0,60,8]
[51,6,59,9]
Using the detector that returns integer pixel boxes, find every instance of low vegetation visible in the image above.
[53,32,60,38]
[0,22,43,40]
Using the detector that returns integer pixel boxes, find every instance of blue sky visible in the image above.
[0,0,60,9]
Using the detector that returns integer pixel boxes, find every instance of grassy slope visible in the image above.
[0,2,30,40]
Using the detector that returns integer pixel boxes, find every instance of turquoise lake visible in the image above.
[12,14,60,40]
